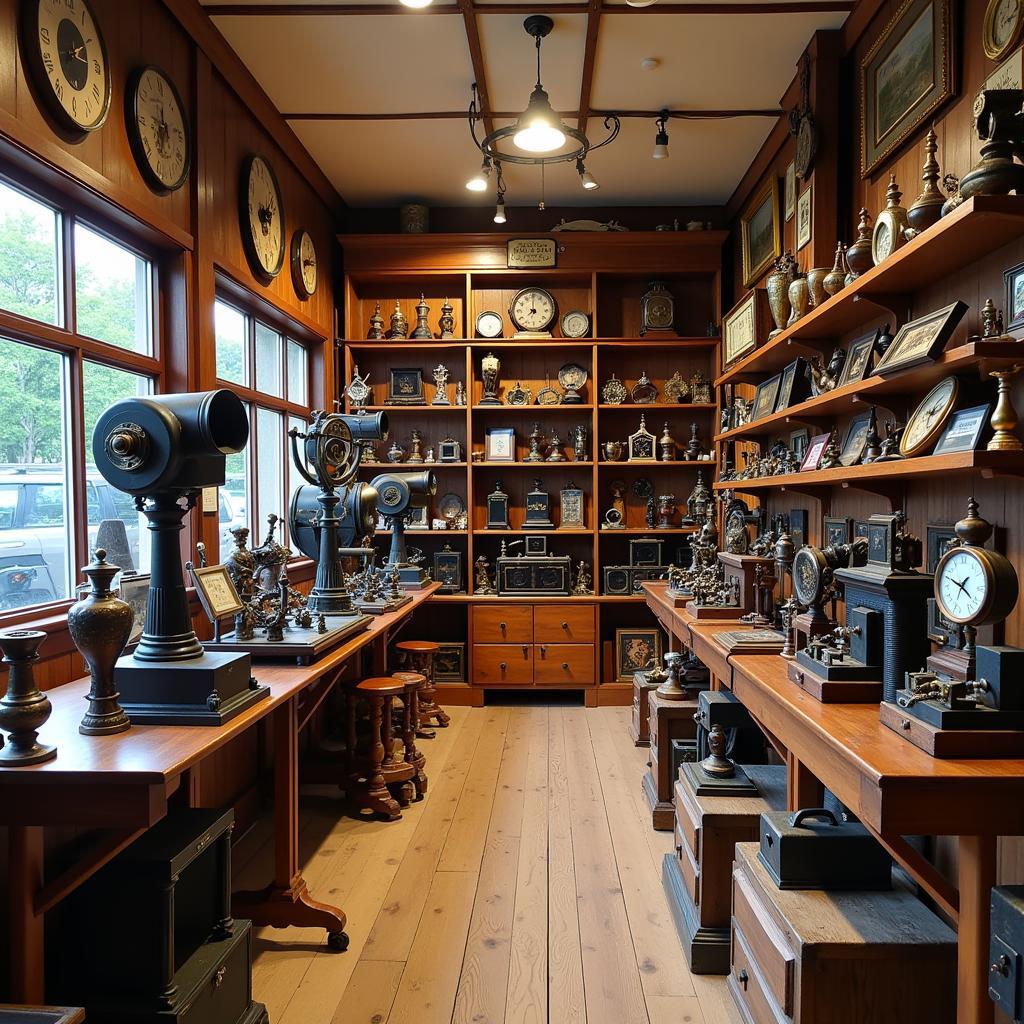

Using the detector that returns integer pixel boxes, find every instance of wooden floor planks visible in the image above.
[245,705,738,1024]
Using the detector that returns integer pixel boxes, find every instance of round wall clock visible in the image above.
[291,228,317,298]
[561,310,590,339]
[899,377,959,457]
[475,310,503,339]
[984,0,1024,60]
[239,154,286,283]
[509,287,557,335]
[125,66,189,194]
[21,0,111,135]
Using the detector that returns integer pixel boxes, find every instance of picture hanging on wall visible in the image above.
[740,178,781,287]
[796,184,813,250]
[784,162,797,221]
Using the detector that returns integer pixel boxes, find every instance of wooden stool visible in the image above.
[394,640,450,730]
[392,671,428,798]
[348,678,416,820]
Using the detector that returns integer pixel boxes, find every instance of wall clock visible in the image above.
[239,155,285,284]
[125,66,189,194]
[21,0,111,135]
[509,286,556,337]
[291,228,317,299]
[899,377,959,457]
[984,0,1024,60]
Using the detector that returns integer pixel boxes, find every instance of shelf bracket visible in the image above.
[852,292,912,327]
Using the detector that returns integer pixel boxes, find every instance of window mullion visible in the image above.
[66,348,88,593]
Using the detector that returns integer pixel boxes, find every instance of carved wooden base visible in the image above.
[662,853,731,974]
[642,770,675,830]
[233,874,348,951]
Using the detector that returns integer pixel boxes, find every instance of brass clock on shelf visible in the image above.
[984,0,1024,60]
[640,281,675,335]
[291,228,318,298]
[125,66,189,194]
[509,286,557,338]
[21,0,111,135]
[871,174,910,266]
[475,310,504,339]
[899,377,959,457]
[239,155,285,283]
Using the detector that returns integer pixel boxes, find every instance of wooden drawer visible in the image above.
[534,644,595,685]
[733,868,795,1015]
[675,823,700,906]
[473,644,533,685]
[473,605,533,643]
[673,780,701,859]
[730,926,785,1024]
[534,604,595,643]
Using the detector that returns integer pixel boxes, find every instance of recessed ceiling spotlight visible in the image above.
[400,0,434,8]
[626,0,660,8]
[640,57,660,70]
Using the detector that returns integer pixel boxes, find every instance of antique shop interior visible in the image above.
[8,0,1024,1022]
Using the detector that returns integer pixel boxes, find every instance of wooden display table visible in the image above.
[0,584,440,1004]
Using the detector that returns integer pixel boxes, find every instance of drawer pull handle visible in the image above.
[992,955,1011,977]
[540,645,547,656]
[676,844,682,857]
[522,645,529,656]
[499,621,507,631]
[213,966,227,990]
[500,662,507,671]
[738,968,748,991]
[561,662,569,670]
[561,621,569,630]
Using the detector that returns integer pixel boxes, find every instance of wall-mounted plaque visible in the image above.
[507,238,557,268]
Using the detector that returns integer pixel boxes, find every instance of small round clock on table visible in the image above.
[239,154,286,284]
[561,310,590,339]
[509,286,557,337]
[475,310,504,339]
[899,377,959,457]
[21,0,111,135]
[291,228,318,299]
[125,66,190,194]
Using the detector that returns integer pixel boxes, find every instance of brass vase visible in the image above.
[787,273,809,327]
[765,253,796,337]
[988,366,1024,451]
[845,208,873,283]
[823,243,848,297]
[0,630,56,765]
[807,268,829,308]
[69,548,133,736]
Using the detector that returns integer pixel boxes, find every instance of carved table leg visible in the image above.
[9,825,44,1002]
[233,697,349,951]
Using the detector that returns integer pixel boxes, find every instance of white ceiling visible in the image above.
[204,2,849,207]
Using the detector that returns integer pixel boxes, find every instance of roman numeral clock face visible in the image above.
[127,66,190,194]
[240,155,286,283]
[22,0,111,134]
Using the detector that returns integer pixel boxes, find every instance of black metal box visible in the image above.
[496,555,572,595]
[757,807,892,890]
[990,885,1024,1020]
[602,564,669,595]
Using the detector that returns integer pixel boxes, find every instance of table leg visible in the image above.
[958,834,996,1024]
[9,825,44,1002]
[233,696,349,951]
[785,752,824,812]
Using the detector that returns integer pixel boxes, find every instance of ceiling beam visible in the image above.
[204,1,854,13]
[282,108,782,120]
[577,0,602,137]
[457,0,496,139]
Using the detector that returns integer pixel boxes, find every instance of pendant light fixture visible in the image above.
[466,15,619,211]
[652,111,669,159]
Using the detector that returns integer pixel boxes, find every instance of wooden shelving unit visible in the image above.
[338,232,724,703]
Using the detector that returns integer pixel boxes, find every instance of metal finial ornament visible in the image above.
[988,365,1024,451]
[907,126,945,235]
[411,294,432,340]
[438,297,456,340]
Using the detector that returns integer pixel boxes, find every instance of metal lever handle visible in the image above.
[522,644,529,655]
[499,621,507,631]
[738,969,748,991]
[540,645,547,656]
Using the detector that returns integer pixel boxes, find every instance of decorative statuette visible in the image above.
[525,423,545,463]
[411,294,432,339]
[685,423,704,461]
[657,651,686,700]
[631,370,658,404]
[690,372,712,405]
[907,126,945,235]
[573,425,588,462]
[766,252,797,338]
[407,429,425,463]
[474,555,496,594]
[431,363,450,405]
[572,560,593,596]
[663,370,689,403]
[602,374,628,405]
[438,297,456,339]
[0,630,56,765]
[988,365,1024,451]
[823,242,847,297]
[546,429,567,462]
[69,549,133,736]
[389,301,408,340]
[346,365,371,411]
[455,380,467,406]
[368,302,385,340]
[658,422,676,462]
[960,90,1024,201]
[480,352,501,405]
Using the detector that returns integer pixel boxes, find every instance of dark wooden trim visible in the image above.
[282,108,782,121]
[577,0,602,137]
[458,0,495,140]
[206,1,854,12]
[841,0,886,53]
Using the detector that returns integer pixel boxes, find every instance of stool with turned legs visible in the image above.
[394,640,450,730]
[347,677,415,820]
[392,671,428,798]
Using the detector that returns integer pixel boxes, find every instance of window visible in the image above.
[213,297,315,560]
[0,179,159,613]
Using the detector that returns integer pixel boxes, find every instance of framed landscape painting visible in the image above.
[860,0,955,177]
[741,179,781,287]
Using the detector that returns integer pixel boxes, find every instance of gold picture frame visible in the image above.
[188,563,245,623]
[722,290,768,367]
[615,627,663,682]
[740,178,781,288]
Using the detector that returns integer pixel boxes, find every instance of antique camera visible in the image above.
[93,390,269,725]
[370,469,437,586]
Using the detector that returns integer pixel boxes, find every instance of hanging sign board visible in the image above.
[507,238,557,269]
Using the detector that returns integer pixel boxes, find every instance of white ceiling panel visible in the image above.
[478,14,587,112]
[211,13,472,114]
[204,0,456,5]
[591,12,848,110]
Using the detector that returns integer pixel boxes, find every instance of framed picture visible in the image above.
[740,178,781,288]
[926,523,957,573]
[839,412,873,466]
[784,161,797,221]
[119,572,150,647]
[873,301,967,377]
[484,426,515,462]
[406,505,429,530]
[438,437,463,463]
[723,291,767,367]
[789,509,809,551]
[751,373,782,421]
[1005,260,1024,334]
[775,357,810,412]
[854,519,871,543]
[795,184,813,251]
[838,329,878,388]
[387,367,425,405]
[615,627,664,682]
[789,427,810,461]
[933,403,991,454]
[188,564,244,624]
[433,547,464,594]
[526,535,548,556]
[824,516,853,547]
[860,0,955,177]
[800,431,831,471]
[434,642,466,683]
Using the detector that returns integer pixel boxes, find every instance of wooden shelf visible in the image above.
[472,528,593,536]
[598,403,717,411]
[471,404,594,413]
[359,462,468,471]
[597,459,715,468]
[594,337,720,348]
[357,404,463,413]
[472,461,594,469]
[346,341,470,350]
[716,195,1024,387]
[714,340,1024,443]
[599,527,699,535]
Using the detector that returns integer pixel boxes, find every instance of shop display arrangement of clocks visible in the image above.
[125,65,190,194]
[239,154,286,284]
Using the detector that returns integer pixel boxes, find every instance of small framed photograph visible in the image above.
[784,161,797,221]
[839,412,872,466]
[800,431,831,471]
[933,403,991,455]
[723,291,768,367]
[438,437,463,463]
[838,329,878,387]
[434,642,466,683]
[387,367,425,405]
[796,184,813,250]
[751,373,782,421]
[615,627,664,683]
[188,564,244,624]
[789,508,809,550]
[1005,261,1024,334]
[406,505,429,530]
[433,547,464,593]
[775,357,810,412]
[926,523,957,573]
[824,516,853,547]
[853,519,871,543]
[118,572,150,647]
[873,300,968,377]
[525,535,548,556]
[789,427,810,461]
[484,426,516,462]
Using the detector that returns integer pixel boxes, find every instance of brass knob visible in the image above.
[109,432,135,455]
[213,966,227,989]
[561,621,569,630]
[500,662,507,671]
[561,662,569,670]
[738,968,748,991]
[499,621,507,631]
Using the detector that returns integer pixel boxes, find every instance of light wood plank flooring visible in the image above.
[237,705,741,1024]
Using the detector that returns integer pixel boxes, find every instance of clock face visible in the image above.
[935,548,990,624]
[561,310,590,338]
[291,229,317,298]
[872,219,893,264]
[476,310,503,339]
[510,288,556,333]
[126,66,189,194]
[986,0,1023,57]
[22,0,111,133]
[645,297,673,327]
[792,547,823,606]
[240,155,285,283]
[900,377,958,456]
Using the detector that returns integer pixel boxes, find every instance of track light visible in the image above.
[400,0,433,8]
[576,159,599,190]
[493,193,507,224]
[466,158,492,192]
[652,111,669,160]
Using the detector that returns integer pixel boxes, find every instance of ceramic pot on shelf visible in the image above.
[765,252,797,337]
[787,273,809,327]
[845,208,874,282]
[807,267,829,308]
[823,243,848,297]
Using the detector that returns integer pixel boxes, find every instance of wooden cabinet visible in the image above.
[470,603,596,689]
[631,674,662,746]
[644,690,699,830]
[728,843,957,1024]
